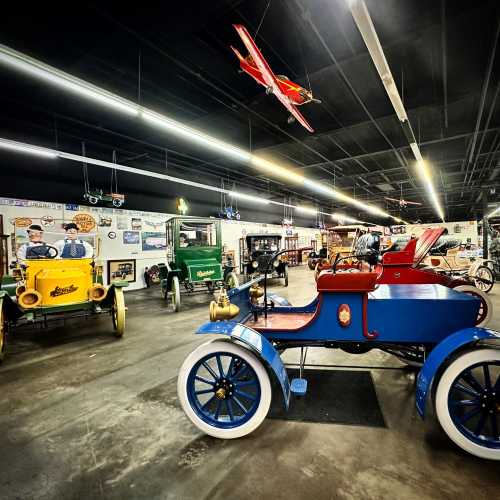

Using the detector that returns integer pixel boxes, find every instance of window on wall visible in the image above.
[179,222,217,247]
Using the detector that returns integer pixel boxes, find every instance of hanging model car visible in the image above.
[0,224,127,362]
[84,189,125,208]
[241,234,288,286]
[177,258,500,461]
[158,217,239,312]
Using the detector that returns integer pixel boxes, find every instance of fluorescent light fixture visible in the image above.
[331,212,359,224]
[409,142,423,162]
[348,1,444,222]
[348,1,407,122]
[0,43,406,221]
[0,45,139,116]
[296,206,318,216]
[251,156,305,184]
[142,110,251,162]
[0,138,57,158]
[229,190,270,204]
[488,207,500,218]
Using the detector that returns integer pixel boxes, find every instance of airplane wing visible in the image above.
[233,24,314,133]
[385,197,399,203]
[405,201,422,206]
[273,89,315,133]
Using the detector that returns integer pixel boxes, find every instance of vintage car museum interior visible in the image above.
[1,1,500,499]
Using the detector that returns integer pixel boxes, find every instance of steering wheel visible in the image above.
[27,244,59,259]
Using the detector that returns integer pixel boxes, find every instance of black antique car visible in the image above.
[241,234,288,286]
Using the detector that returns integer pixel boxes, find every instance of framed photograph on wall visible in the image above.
[108,259,136,283]
[123,230,140,244]
[142,231,167,251]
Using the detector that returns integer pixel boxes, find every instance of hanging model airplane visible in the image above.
[385,197,422,209]
[231,24,320,133]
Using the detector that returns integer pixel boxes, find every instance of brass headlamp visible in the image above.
[209,287,240,321]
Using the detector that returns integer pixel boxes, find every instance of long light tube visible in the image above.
[296,206,318,215]
[0,138,58,158]
[488,206,500,218]
[0,43,402,222]
[0,44,139,116]
[348,1,444,222]
[142,110,251,162]
[229,191,270,204]
[0,137,387,225]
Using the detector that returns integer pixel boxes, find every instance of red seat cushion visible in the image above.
[317,271,378,292]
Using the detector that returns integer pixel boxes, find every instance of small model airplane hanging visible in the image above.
[231,24,320,133]
[385,197,422,209]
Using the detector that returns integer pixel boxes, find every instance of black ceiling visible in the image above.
[0,0,499,224]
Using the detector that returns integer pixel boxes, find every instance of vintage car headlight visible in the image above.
[272,259,279,268]
[251,260,259,269]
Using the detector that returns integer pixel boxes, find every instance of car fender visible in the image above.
[468,259,494,277]
[160,269,182,291]
[0,290,23,320]
[416,327,500,417]
[197,321,290,409]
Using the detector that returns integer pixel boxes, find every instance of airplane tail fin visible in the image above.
[230,45,245,61]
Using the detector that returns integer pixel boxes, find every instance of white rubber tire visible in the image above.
[435,349,500,460]
[453,285,492,327]
[171,276,180,313]
[177,340,272,439]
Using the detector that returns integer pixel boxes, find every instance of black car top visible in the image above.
[245,234,282,254]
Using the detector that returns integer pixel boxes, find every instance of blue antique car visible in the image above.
[177,269,500,460]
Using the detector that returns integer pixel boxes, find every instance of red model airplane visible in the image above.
[385,197,422,209]
[231,24,320,133]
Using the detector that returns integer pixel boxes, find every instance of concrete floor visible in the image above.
[1,266,499,500]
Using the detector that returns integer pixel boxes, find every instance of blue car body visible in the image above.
[196,277,499,416]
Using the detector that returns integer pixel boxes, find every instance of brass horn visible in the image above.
[18,289,42,309]
[209,288,240,321]
[249,283,264,304]
[89,283,107,302]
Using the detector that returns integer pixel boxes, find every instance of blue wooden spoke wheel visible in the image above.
[435,349,500,460]
[178,340,272,438]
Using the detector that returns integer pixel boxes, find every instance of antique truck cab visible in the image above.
[159,217,238,312]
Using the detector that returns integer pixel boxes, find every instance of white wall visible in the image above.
[0,197,322,291]
[394,220,478,245]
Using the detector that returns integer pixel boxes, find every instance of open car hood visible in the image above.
[413,228,446,265]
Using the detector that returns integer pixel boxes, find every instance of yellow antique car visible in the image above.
[0,223,127,362]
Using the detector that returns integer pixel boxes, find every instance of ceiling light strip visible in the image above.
[0,137,389,224]
[348,0,444,222]
[0,43,400,221]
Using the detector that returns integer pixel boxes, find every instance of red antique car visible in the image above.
[318,228,492,327]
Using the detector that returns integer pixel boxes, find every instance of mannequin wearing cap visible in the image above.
[54,223,94,259]
[17,224,46,261]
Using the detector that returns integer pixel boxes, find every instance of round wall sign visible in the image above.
[41,215,55,228]
[14,217,32,228]
[72,213,96,233]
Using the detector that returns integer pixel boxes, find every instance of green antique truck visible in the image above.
[159,217,239,312]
